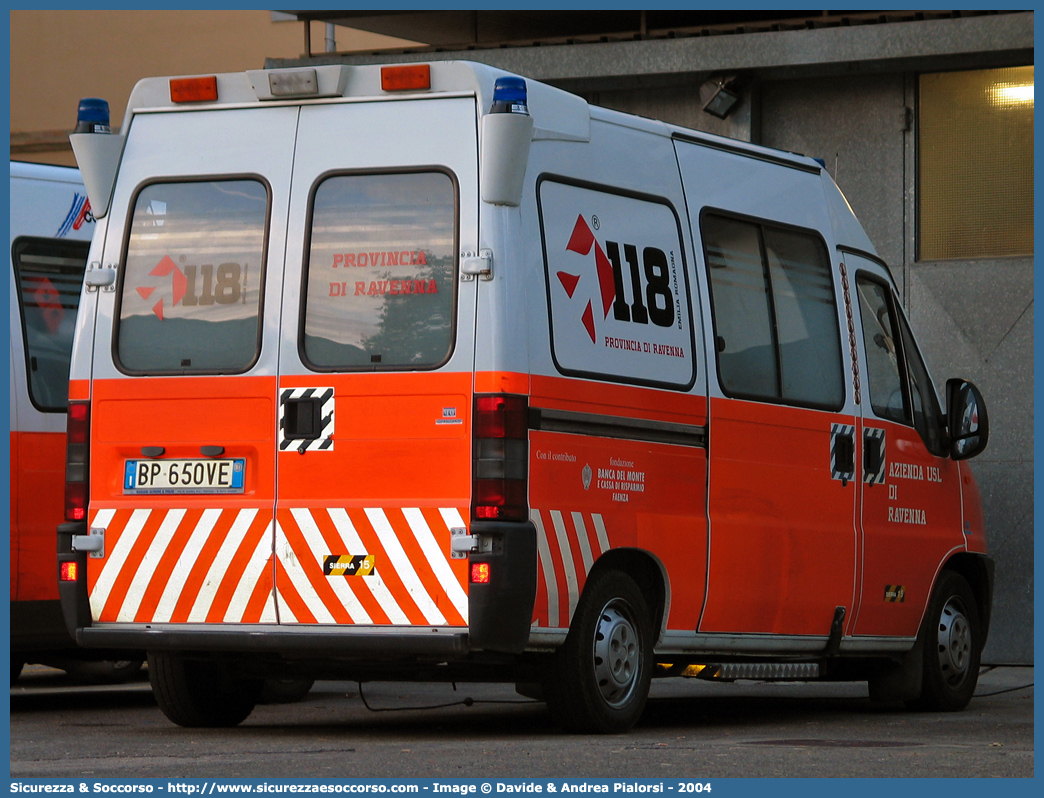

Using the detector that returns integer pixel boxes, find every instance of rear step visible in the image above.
[675,663,821,681]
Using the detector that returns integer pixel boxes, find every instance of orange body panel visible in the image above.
[86,375,277,623]
[11,430,66,602]
[854,420,963,637]
[700,397,857,636]
[276,371,472,626]
[529,374,708,631]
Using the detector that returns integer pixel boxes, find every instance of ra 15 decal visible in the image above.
[539,180,694,388]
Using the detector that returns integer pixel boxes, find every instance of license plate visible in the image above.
[123,458,246,495]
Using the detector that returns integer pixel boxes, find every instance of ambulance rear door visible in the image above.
[84,106,298,627]
[272,96,478,629]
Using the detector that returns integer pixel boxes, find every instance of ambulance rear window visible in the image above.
[301,171,457,371]
[12,236,89,411]
[116,179,268,374]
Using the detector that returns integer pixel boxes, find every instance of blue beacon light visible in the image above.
[490,77,529,115]
[75,98,111,134]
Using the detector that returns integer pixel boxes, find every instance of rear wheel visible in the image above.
[543,569,654,733]
[148,652,262,727]
[907,571,981,711]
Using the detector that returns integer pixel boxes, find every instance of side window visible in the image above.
[117,179,269,373]
[896,310,947,456]
[856,274,946,456]
[702,213,844,408]
[302,171,457,371]
[12,236,89,410]
[855,277,906,425]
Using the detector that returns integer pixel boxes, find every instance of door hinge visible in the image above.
[460,249,493,281]
[84,262,117,292]
[72,527,105,558]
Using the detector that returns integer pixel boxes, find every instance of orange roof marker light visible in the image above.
[170,76,218,104]
[381,64,431,92]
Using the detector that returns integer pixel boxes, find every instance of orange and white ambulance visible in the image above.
[59,62,992,731]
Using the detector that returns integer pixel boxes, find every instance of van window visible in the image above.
[302,171,457,371]
[896,308,947,456]
[702,214,843,408]
[856,274,946,455]
[12,236,89,410]
[855,277,906,424]
[116,179,268,373]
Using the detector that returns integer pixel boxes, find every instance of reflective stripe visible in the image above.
[89,508,148,619]
[403,507,469,622]
[289,508,372,624]
[365,508,447,625]
[571,511,595,575]
[153,508,221,622]
[116,508,185,622]
[592,513,610,554]
[327,508,410,624]
[531,511,559,627]
[226,521,276,623]
[188,508,259,622]
[549,510,580,620]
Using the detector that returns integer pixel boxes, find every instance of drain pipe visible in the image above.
[325,22,336,53]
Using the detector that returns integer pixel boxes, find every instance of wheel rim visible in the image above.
[592,599,642,708]
[936,595,972,688]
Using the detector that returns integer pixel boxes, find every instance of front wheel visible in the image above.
[148,652,262,728]
[907,571,981,711]
[543,569,654,733]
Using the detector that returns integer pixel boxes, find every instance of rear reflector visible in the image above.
[170,76,218,103]
[60,561,79,582]
[381,64,431,92]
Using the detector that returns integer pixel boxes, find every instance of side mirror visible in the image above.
[946,378,989,460]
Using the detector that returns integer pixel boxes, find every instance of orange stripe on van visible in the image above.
[69,379,90,402]
[474,370,530,395]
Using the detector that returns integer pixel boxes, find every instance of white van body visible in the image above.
[60,62,991,731]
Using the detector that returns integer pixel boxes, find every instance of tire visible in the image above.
[259,678,314,704]
[11,659,25,685]
[907,571,981,712]
[543,569,654,733]
[148,652,262,728]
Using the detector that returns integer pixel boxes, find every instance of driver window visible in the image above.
[896,310,947,456]
[855,277,906,424]
[856,274,947,456]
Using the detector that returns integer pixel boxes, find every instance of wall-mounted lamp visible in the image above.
[700,75,741,119]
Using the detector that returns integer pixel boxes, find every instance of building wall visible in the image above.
[9,10,412,166]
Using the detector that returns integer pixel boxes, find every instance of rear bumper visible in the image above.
[78,623,469,659]
[59,518,538,658]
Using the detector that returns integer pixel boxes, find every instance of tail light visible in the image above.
[65,400,90,522]
[472,394,529,522]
